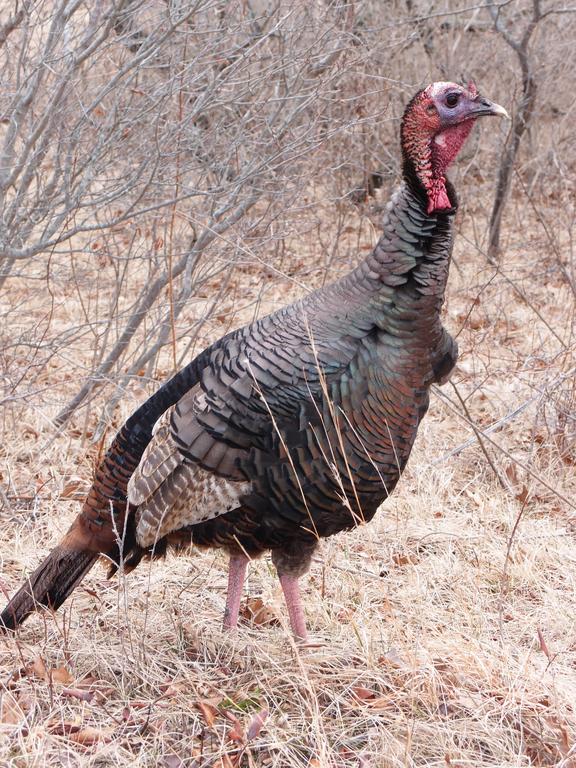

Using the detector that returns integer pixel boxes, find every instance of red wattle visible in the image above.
[427,185,452,214]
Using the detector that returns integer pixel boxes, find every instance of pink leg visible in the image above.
[279,574,308,642]
[223,554,249,631]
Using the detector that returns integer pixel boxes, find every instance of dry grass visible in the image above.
[1,184,576,767]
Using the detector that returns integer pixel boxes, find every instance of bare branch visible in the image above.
[0,6,25,49]
[485,0,543,261]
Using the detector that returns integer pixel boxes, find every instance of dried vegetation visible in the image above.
[1,1,576,766]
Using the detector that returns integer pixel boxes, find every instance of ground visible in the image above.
[1,185,575,767]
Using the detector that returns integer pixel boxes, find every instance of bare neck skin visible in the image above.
[401,93,476,215]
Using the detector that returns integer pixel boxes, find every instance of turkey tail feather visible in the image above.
[0,337,227,632]
[0,548,98,631]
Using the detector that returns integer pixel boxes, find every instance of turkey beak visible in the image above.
[470,95,510,119]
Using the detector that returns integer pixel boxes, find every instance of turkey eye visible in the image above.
[445,93,460,108]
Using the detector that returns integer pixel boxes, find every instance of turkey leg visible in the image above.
[272,543,314,641]
[223,553,249,630]
[279,573,308,641]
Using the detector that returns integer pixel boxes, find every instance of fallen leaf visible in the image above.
[537,627,552,660]
[380,596,394,616]
[352,686,377,701]
[78,673,102,688]
[28,657,76,687]
[48,717,82,735]
[222,709,246,744]
[227,718,245,743]
[246,708,268,740]
[1,692,24,724]
[336,607,355,622]
[159,680,189,699]
[515,486,530,504]
[558,723,571,756]
[468,315,487,330]
[350,682,399,711]
[366,696,394,710]
[31,656,47,680]
[69,725,113,745]
[61,687,94,703]
[80,587,99,598]
[50,666,73,685]
[391,552,419,567]
[130,698,163,710]
[240,597,279,627]
[505,463,519,485]
[196,700,218,728]
[60,478,88,499]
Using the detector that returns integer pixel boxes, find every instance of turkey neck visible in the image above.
[342,181,456,341]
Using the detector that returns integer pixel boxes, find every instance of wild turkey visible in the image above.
[0,82,507,641]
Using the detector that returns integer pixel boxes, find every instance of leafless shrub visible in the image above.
[1,2,576,766]
[0,0,371,429]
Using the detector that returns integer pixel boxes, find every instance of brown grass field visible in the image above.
[1,168,575,767]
